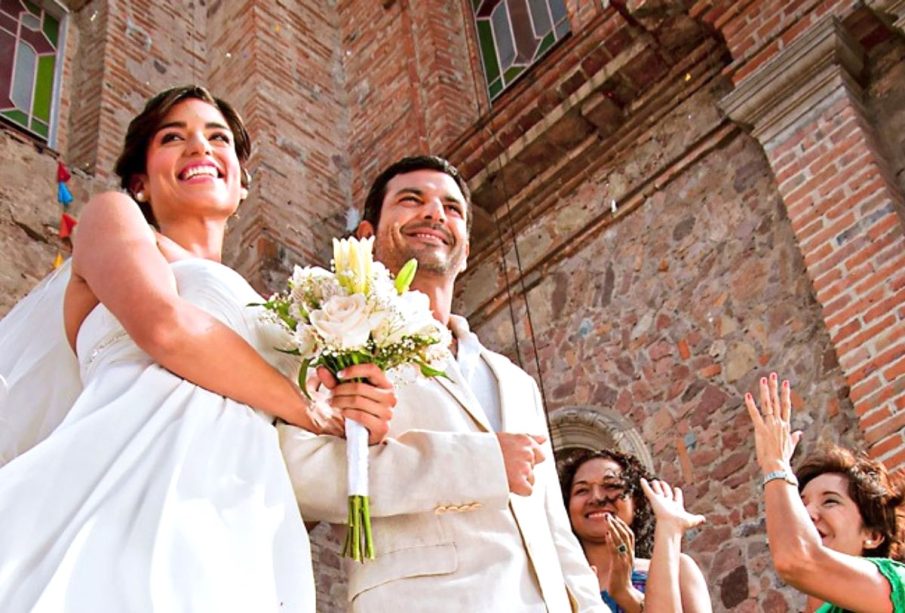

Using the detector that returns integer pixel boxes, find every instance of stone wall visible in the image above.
[456,116,862,612]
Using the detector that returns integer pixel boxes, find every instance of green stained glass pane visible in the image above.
[33,54,54,121]
[43,12,59,46]
[535,31,555,59]
[503,65,525,84]
[477,20,500,84]
[30,117,47,137]
[1,108,29,127]
[488,78,503,99]
[23,1,40,16]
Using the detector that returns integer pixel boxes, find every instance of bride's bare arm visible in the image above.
[70,192,317,429]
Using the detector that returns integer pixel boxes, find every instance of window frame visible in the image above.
[0,0,69,148]
[469,0,572,102]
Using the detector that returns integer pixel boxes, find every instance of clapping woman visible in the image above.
[0,86,394,611]
[561,449,712,612]
[745,373,905,612]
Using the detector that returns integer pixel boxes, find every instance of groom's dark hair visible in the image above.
[361,155,473,235]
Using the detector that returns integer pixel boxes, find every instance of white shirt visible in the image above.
[447,315,502,432]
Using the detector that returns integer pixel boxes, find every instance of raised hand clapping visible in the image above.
[640,479,705,533]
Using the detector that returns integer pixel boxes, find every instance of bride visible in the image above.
[0,86,394,612]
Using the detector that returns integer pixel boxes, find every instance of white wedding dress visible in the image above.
[0,259,315,612]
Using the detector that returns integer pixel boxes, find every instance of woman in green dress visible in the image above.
[745,373,905,612]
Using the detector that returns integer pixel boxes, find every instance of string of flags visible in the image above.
[53,161,77,269]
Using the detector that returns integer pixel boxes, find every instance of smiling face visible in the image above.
[568,458,635,544]
[360,169,469,279]
[802,472,879,556]
[134,98,243,226]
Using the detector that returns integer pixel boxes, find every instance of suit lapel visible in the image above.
[432,373,493,433]
[478,351,510,431]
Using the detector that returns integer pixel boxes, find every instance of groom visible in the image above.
[280,156,605,612]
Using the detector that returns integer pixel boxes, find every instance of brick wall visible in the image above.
[717,2,905,468]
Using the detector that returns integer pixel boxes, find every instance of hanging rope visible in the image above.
[494,208,526,370]
[191,1,198,84]
[491,165,555,443]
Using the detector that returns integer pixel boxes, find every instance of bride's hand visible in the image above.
[317,364,396,445]
[302,376,344,437]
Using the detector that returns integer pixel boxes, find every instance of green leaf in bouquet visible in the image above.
[275,347,302,356]
[275,304,298,329]
[394,258,418,294]
[418,360,449,380]
[297,358,313,400]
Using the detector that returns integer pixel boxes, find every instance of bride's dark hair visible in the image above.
[113,85,252,227]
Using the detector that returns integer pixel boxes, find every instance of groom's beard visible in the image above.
[377,223,467,278]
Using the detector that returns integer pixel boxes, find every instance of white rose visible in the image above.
[371,312,404,346]
[309,294,373,350]
[397,290,439,337]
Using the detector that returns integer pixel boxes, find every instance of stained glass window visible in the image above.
[0,0,63,142]
[471,0,570,101]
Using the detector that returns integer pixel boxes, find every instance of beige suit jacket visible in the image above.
[279,338,607,612]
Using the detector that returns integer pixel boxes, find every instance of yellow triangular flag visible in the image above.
[52,251,64,269]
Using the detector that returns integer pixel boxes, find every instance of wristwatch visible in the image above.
[763,469,798,487]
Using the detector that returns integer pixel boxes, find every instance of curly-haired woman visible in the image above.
[560,449,712,612]
[745,373,905,612]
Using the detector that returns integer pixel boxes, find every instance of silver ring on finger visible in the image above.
[617,543,628,555]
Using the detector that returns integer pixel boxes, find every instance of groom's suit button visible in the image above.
[435,502,482,514]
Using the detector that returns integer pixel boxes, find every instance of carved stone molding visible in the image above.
[866,0,905,32]
[720,16,866,145]
[549,406,654,472]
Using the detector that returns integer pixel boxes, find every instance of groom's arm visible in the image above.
[278,425,511,523]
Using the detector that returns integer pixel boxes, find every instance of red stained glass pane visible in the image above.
[477,0,501,18]
[0,28,14,108]
[20,17,55,55]
[0,0,22,19]
[509,0,539,65]
[0,12,16,34]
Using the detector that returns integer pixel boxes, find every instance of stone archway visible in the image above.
[549,406,654,473]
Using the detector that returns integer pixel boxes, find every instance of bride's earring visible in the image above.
[135,191,147,203]
[239,188,249,201]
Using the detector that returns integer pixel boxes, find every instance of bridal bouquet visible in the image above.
[261,236,450,561]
